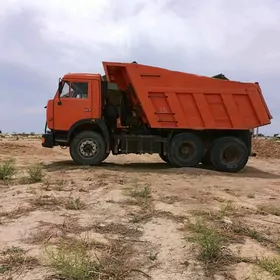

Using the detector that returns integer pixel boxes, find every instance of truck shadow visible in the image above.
[44,161,280,179]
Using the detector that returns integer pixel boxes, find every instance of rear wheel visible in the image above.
[210,136,248,172]
[168,133,205,167]
[70,131,106,166]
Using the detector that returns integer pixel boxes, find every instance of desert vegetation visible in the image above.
[0,136,280,279]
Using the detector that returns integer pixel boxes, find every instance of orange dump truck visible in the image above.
[42,62,272,172]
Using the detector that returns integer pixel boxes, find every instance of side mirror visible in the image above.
[58,80,63,94]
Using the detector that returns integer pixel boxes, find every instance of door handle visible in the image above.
[84,108,91,112]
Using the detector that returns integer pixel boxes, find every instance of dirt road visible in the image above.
[0,138,280,280]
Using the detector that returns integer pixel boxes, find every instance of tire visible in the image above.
[159,152,170,164]
[167,133,205,167]
[210,136,248,173]
[102,152,110,162]
[70,131,106,166]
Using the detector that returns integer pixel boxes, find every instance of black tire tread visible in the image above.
[210,136,248,173]
[168,133,205,167]
[102,152,110,162]
[70,131,106,166]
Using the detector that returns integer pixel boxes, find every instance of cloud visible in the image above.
[0,0,279,134]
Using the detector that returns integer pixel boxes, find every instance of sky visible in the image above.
[0,0,279,135]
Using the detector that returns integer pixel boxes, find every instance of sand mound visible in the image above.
[253,138,280,159]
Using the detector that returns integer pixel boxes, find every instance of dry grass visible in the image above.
[26,228,55,245]
[91,222,142,238]
[129,185,151,200]
[0,158,16,182]
[30,193,87,211]
[227,222,269,244]
[36,216,92,238]
[258,256,280,278]
[44,238,150,280]
[0,246,39,274]
[42,178,68,191]
[1,138,280,279]
[185,206,280,279]
[65,196,86,210]
[247,193,256,199]
[129,211,155,224]
[27,163,45,183]
[154,210,186,223]
[44,240,96,279]
[190,203,271,243]
[123,180,155,224]
[184,217,260,279]
[257,204,280,216]
[187,219,223,263]
[42,179,52,191]
[190,201,245,223]
[56,179,67,186]
[0,205,35,222]
[19,163,45,184]
[218,201,236,218]
[30,193,61,209]
[124,180,152,206]
[54,179,67,191]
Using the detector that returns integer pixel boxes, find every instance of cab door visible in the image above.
[53,80,92,131]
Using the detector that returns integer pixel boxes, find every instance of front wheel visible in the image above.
[70,131,106,166]
[210,136,248,173]
[102,152,110,162]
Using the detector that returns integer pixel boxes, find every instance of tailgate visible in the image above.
[256,83,273,121]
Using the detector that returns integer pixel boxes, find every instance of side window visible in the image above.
[71,82,88,99]
[60,81,70,98]
[60,81,88,99]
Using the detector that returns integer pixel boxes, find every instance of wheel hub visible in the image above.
[222,147,240,164]
[79,140,97,157]
[180,142,195,158]
[182,146,189,155]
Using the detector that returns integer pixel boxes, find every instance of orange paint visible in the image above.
[47,62,272,132]
[103,62,272,130]
[47,74,102,131]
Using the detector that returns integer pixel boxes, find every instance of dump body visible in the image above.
[103,62,272,130]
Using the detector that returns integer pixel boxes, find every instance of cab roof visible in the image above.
[63,73,102,80]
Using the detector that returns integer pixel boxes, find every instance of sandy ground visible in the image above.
[0,138,280,280]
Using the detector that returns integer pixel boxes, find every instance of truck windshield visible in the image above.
[60,81,71,98]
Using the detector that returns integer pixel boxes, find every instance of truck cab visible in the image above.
[45,73,103,132]
[43,72,115,149]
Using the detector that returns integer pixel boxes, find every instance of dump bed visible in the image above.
[103,62,272,130]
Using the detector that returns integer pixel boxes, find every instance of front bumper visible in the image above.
[42,132,54,148]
